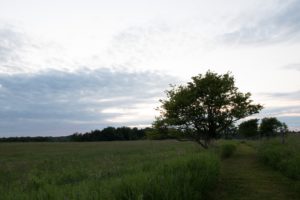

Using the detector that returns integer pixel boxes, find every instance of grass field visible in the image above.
[0,137,299,200]
[0,140,220,200]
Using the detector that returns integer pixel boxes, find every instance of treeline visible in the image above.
[0,136,70,142]
[0,127,151,142]
[1,119,298,142]
[70,127,148,141]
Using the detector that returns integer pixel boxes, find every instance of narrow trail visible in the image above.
[213,143,300,200]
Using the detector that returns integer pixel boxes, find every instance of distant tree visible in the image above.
[101,127,116,141]
[155,71,263,148]
[238,119,259,138]
[259,117,288,138]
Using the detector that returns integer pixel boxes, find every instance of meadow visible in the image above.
[0,140,220,200]
[0,137,299,200]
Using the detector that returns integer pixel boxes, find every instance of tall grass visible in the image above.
[0,140,220,199]
[220,143,237,158]
[214,140,238,159]
[115,153,220,200]
[258,135,300,180]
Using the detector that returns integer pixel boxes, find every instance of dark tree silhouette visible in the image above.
[259,117,288,139]
[238,119,259,138]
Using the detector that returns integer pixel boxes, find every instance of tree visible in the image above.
[238,119,259,138]
[219,123,238,139]
[259,117,288,139]
[156,71,263,148]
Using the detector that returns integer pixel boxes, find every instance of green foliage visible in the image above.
[238,119,259,138]
[258,136,300,180]
[221,143,237,158]
[145,128,179,140]
[259,117,288,137]
[145,128,165,140]
[157,71,263,148]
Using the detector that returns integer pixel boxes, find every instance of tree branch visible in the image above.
[196,139,208,149]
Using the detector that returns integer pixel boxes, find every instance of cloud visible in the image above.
[0,68,178,136]
[262,90,300,100]
[0,25,28,73]
[283,63,300,71]
[0,26,24,60]
[277,116,300,130]
[104,19,214,73]
[221,0,300,44]
[0,24,80,74]
[260,105,300,116]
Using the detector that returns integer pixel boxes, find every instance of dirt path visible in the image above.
[213,143,300,200]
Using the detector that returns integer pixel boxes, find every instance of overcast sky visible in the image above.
[0,0,299,136]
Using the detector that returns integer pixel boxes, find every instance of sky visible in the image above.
[0,0,299,136]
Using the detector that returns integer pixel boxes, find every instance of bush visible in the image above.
[221,143,237,158]
[114,153,220,200]
[258,138,300,180]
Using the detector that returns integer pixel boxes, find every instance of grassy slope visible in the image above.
[214,143,300,200]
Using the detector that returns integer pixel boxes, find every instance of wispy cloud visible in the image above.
[0,25,29,73]
[262,90,300,100]
[221,0,300,45]
[0,24,79,74]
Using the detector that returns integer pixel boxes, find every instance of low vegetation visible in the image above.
[0,140,219,199]
[258,135,300,180]
[115,153,219,200]
[220,142,237,158]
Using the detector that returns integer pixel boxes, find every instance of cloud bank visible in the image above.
[0,69,177,136]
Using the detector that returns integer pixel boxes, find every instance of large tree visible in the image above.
[156,71,263,148]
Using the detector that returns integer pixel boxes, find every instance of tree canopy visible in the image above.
[156,71,263,148]
[238,119,259,138]
[259,117,288,137]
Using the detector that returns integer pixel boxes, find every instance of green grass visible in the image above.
[257,135,300,180]
[1,138,300,200]
[115,152,219,200]
[220,142,237,158]
[214,143,300,200]
[0,140,219,200]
